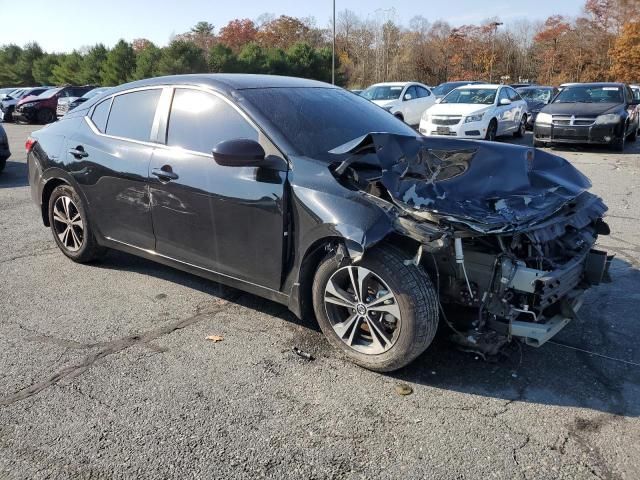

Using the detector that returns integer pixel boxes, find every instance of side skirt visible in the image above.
[101,237,291,308]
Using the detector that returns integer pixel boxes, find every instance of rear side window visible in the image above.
[91,99,111,133]
[106,89,161,142]
[167,88,258,154]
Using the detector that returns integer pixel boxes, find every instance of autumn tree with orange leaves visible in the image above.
[610,22,640,82]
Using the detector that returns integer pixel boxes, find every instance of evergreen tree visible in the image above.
[100,40,136,86]
[52,52,83,84]
[80,44,108,85]
[156,41,207,75]
[133,42,162,80]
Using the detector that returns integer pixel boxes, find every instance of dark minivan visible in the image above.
[533,82,639,151]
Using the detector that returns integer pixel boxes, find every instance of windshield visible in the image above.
[553,85,623,104]
[242,87,417,158]
[441,88,497,105]
[37,88,61,99]
[361,85,403,101]
[517,88,553,103]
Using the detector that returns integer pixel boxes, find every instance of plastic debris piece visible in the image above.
[292,347,314,361]
[206,335,224,343]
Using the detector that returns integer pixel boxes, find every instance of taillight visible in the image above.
[25,137,36,153]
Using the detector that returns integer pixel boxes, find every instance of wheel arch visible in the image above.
[40,177,70,226]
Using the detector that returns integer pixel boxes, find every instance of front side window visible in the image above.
[507,88,521,101]
[498,88,510,104]
[404,86,418,100]
[167,89,258,154]
[105,89,162,142]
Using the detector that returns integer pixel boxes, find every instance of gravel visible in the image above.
[1,123,639,479]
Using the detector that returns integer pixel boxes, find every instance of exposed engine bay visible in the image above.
[329,133,612,351]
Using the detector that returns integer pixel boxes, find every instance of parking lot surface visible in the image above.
[1,123,639,479]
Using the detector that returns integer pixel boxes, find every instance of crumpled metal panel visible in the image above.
[331,133,604,233]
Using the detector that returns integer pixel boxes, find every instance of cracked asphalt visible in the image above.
[1,123,639,479]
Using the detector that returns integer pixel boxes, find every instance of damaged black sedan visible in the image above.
[27,75,611,372]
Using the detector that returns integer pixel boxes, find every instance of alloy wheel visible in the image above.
[323,266,402,355]
[52,195,84,252]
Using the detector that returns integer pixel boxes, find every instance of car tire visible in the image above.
[0,157,6,174]
[48,184,106,263]
[485,119,497,141]
[612,135,625,152]
[628,128,637,142]
[394,113,404,122]
[514,115,526,138]
[37,108,55,124]
[312,244,439,372]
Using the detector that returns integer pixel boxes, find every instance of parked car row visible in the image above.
[356,79,640,151]
[0,85,106,124]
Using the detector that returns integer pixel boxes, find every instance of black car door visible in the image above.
[73,88,162,250]
[149,87,287,291]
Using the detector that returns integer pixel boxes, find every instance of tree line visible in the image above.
[0,1,638,89]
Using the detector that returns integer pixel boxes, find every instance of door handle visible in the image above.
[151,166,179,181]
[68,147,88,158]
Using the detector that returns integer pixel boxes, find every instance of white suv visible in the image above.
[361,82,436,126]
[419,84,529,140]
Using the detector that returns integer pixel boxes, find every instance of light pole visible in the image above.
[332,0,336,85]
[489,21,503,83]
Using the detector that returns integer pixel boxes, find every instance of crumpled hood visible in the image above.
[331,133,604,233]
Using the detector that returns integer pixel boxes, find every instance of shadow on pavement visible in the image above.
[0,160,28,188]
[91,248,640,418]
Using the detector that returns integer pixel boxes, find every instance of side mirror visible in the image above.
[499,98,512,106]
[212,139,265,167]
[403,93,413,101]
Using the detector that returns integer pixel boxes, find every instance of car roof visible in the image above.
[516,85,555,90]
[457,84,502,90]
[562,82,625,88]
[107,74,337,97]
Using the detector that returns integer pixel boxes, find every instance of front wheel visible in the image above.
[48,184,105,262]
[312,244,439,372]
[612,135,625,152]
[485,120,497,141]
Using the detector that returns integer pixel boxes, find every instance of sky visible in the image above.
[1,0,587,52]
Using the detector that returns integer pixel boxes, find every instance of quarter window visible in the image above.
[91,98,111,133]
[167,88,258,154]
[105,89,162,142]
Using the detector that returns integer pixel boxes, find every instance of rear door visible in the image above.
[74,87,161,249]
[149,87,287,290]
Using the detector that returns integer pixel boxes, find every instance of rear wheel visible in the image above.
[0,157,6,174]
[628,127,637,142]
[48,184,105,263]
[312,244,439,372]
[394,113,404,123]
[485,119,497,141]
[514,115,526,138]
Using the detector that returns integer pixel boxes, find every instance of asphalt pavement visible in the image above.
[1,122,639,479]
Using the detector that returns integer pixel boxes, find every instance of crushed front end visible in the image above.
[329,133,611,350]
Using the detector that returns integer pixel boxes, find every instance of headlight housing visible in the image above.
[595,114,621,124]
[536,112,552,124]
[22,102,36,108]
[464,113,484,123]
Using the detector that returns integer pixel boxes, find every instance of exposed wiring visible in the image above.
[430,253,464,336]
[548,340,640,367]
